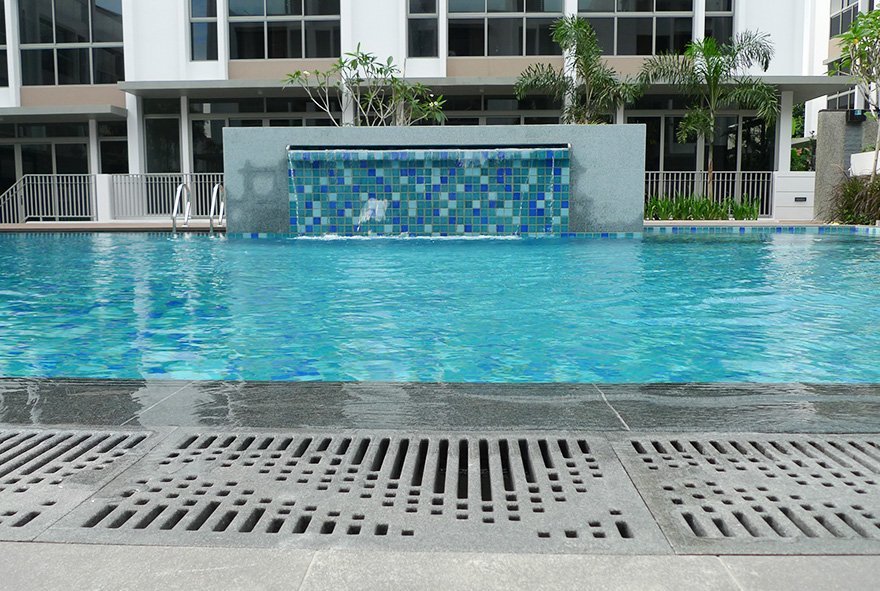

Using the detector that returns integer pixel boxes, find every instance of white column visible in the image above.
[693,0,706,41]
[180,96,192,174]
[88,119,100,174]
[6,0,21,106]
[615,104,625,124]
[776,90,794,173]
[126,94,145,174]
[564,0,579,16]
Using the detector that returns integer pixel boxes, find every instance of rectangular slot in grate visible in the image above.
[44,431,668,554]
[0,428,156,540]
[615,435,880,554]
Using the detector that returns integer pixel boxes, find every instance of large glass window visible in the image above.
[228,0,340,59]
[191,0,219,61]
[19,0,124,85]
[439,94,562,125]
[0,3,8,86]
[705,0,733,45]
[578,0,697,56]
[448,0,564,57]
[830,0,859,38]
[408,0,439,58]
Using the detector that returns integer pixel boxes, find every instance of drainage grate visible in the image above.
[615,435,880,554]
[0,428,156,540]
[45,431,668,553]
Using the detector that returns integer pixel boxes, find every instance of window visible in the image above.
[19,0,124,86]
[98,121,128,173]
[448,0,564,57]
[229,0,340,59]
[408,0,438,58]
[578,0,695,56]
[190,98,342,171]
[440,94,562,125]
[191,0,218,61]
[830,0,859,38]
[705,0,733,45]
[0,3,8,86]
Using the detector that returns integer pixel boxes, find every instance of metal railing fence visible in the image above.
[644,171,774,217]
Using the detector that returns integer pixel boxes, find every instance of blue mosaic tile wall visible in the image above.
[287,147,570,237]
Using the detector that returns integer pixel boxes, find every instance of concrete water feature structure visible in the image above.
[223,125,646,236]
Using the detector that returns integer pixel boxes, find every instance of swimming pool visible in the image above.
[0,232,878,383]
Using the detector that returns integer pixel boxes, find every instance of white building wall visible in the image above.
[737,0,813,77]
[121,0,227,82]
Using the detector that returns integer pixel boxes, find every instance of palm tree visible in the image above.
[514,16,642,124]
[639,31,780,200]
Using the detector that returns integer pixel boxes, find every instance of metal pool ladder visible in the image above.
[171,182,192,234]
[209,183,226,236]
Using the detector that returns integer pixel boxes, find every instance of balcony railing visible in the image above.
[0,174,96,224]
[110,173,224,219]
[645,171,774,217]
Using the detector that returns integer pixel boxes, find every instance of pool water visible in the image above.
[1,233,878,383]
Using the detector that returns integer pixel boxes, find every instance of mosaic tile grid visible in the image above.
[288,148,570,237]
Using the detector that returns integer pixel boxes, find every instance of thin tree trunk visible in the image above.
[707,141,715,203]
[872,87,880,184]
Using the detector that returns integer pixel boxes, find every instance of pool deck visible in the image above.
[1,379,879,590]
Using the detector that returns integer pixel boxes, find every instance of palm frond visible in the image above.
[729,30,774,74]
[725,79,780,122]
[676,108,714,144]
[514,63,571,101]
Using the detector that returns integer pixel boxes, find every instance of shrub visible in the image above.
[645,194,760,221]
[831,176,880,225]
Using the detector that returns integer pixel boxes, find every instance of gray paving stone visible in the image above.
[0,542,314,591]
[42,429,670,554]
[130,382,625,431]
[613,433,880,554]
[299,550,738,591]
[721,556,880,591]
[600,383,880,433]
[0,379,193,427]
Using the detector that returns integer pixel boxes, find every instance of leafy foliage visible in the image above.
[284,45,445,127]
[832,176,880,225]
[646,194,760,221]
[514,16,642,124]
[639,32,779,197]
[837,9,880,182]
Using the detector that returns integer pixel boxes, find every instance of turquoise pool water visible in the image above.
[0,232,878,383]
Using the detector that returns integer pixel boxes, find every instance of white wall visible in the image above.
[738,0,813,76]
[122,0,227,82]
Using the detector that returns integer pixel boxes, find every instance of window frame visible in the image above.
[448,0,566,58]
[18,0,124,86]
[408,0,439,58]
[227,0,341,60]
[190,0,219,61]
[576,0,698,57]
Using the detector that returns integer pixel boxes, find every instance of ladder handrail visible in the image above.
[171,182,192,234]
[208,183,226,235]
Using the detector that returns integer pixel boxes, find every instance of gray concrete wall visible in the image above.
[815,111,879,221]
[223,125,646,234]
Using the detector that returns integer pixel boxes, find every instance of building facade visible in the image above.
[0,0,856,217]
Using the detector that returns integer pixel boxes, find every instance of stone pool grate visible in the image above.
[0,428,156,540]
[44,431,669,553]
[615,435,880,554]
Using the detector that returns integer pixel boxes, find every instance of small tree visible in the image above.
[838,9,880,182]
[514,16,642,124]
[284,45,445,127]
[639,32,780,200]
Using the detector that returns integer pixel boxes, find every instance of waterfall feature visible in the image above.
[287,147,570,237]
